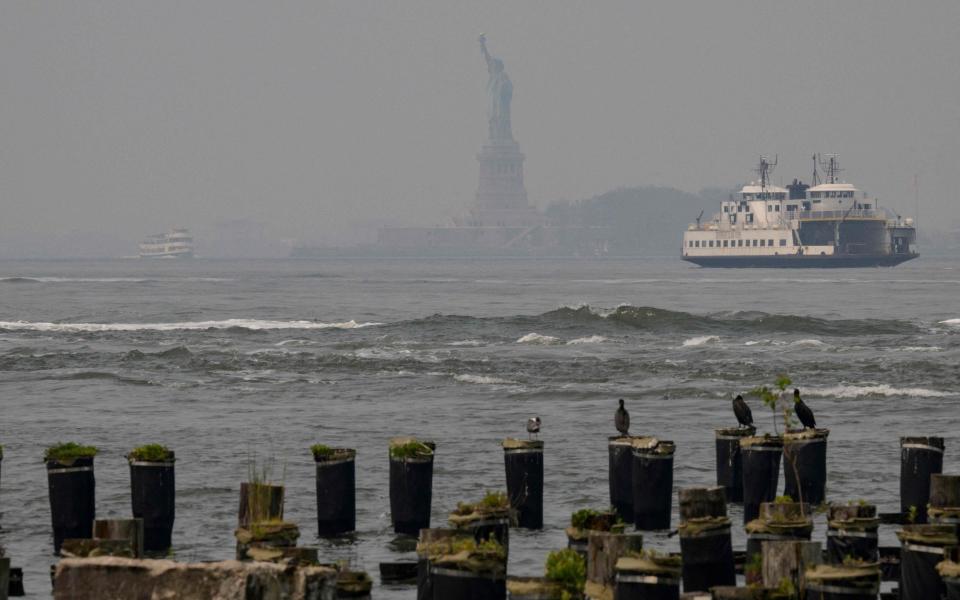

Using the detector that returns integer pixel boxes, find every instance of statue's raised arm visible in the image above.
[478,34,513,142]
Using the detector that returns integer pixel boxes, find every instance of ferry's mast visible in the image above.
[755,155,781,224]
[818,154,843,184]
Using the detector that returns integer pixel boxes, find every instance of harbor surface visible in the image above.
[1,256,959,598]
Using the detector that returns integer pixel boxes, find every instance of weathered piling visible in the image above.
[417,529,506,600]
[938,552,960,600]
[614,553,682,600]
[127,445,175,555]
[896,523,957,600]
[336,569,373,599]
[825,503,879,564]
[585,530,643,599]
[783,428,829,506]
[390,437,436,536]
[631,438,675,530]
[416,528,472,600]
[714,426,755,503]
[805,563,881,600]
[761,540,821,594]
[449,491,514,552]
[928,474,960,524]
[312,445,356,536]
[503,439,543,529]
[565,508,621,559]
[93,519,144,559]
[45,443,98,554]
[0,555,9,600]
[505,576,564,600]
[610,435,642,522]
[8,566,24,598]
[745,502,813,565]
[237,482,284,528]
[379,561,418,585]
[677,487,735,592]
[899,436,944,524]
[740,436,783,524]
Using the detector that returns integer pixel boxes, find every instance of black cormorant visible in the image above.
[615,399,630,435]
[527,416,541,439]
[732,394,753,428]
[793,388,816,429]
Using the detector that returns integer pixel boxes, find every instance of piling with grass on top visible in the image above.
[416,529,506,600]
[938,548,960,600]
[448,490,514,552]
[390,437,436,536]
[127,444,175,555]
[896,523,957,600]
[614,550,682,600]
[740,435,783,524]
[585,528,643,599]
[714,426,755,503]
[900,435,944,524]
[235,468,299,561]
[502,438,543,529]
[745,500,813,571]
[804,562,881,600]
[783,428,829,506]
[825,502,879,564]
[677,487,735,592]
[311,444,356,536]
[928,473,960,525]
[631,438,675,530]
[45,442,98,554]
[565,507,622,558]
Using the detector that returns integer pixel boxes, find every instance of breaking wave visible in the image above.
[567,335,608,345]
[0,319,382,332]
[682,335,719,347]
[810,384,953,399]
[516,333,562,345]
[453,374,517,385]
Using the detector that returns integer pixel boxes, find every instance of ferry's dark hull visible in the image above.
[682,253,918,268]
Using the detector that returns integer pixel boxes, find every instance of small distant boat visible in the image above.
[139,228,194,259]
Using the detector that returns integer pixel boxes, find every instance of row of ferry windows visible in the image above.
[688,239,788,248]
[809,191,854,199]
[724,204,798,213]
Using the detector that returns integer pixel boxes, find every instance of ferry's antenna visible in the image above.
[818,154,843,184]
[755,155,778,189]
[812,154,821,186]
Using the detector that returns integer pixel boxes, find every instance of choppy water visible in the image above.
[1,256,959,597]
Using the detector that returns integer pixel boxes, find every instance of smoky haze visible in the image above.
[1,1,958,257]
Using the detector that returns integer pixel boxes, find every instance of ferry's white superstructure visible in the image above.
[682,156,918,268]
[139,228,194,259]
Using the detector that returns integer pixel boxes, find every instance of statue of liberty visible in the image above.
[479,34,513,142]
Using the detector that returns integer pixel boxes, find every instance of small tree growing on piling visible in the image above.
[750,375,792,435]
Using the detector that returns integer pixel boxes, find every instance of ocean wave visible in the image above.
[940,318,960,326]
[896,346,942,353]
[539,305,917,336]
[0,319,382,332]
[453,374,517,385]
[682,335,719,347]
[790,339,827,347]
[448,339,486,347]
[810,384,952,398]
[516,333,562,345]
[567,335,608,345]
[0,276,230,283]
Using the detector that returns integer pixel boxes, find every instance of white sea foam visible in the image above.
[448,339,485,347]
[812,384,952,399]
[0,319,381,332]
[516,333,562,345]
[940,318,960,326]
[453,374,517,385]
[790,339,827,347]
[682,335,719,347]
[567,335,608,345]
[896,346,942,353]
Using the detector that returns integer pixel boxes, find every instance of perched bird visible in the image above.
[527,416,541,439]
[615,399,630,436]
[793,388,816,429]
[732,394,753,428]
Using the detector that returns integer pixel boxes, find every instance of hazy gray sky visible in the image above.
[2,1,959,254]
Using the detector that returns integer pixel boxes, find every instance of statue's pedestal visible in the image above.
[472,140,540,227]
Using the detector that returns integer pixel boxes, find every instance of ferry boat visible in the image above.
[139,228,194,259]
[682,156,918,268]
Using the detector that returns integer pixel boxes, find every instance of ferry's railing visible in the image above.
[794,209,886,220]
